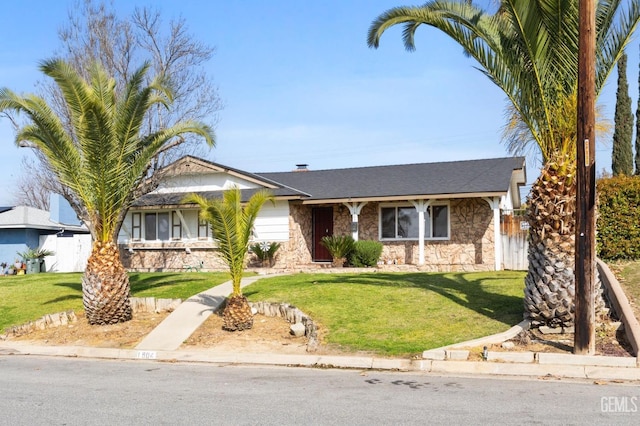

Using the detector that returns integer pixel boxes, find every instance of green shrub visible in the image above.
[348,240,383,267]
[320,235,355,264]
[250,242,281,266]
[597,175,640,260]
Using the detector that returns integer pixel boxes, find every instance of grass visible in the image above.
[244,271,526,356]
[609,260,640,322]
[0,272,231,331]
[1,269,527,357]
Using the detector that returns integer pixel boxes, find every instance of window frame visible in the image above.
[379,202,450,241]
[198,213,211,240]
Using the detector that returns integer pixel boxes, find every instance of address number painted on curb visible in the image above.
[136,351,157,359]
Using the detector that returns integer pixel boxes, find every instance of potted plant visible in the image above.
[320,235,355,267]
[18,247,55,274]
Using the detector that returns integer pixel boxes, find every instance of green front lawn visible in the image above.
[244,271,526,356]
[1,270,526,357]
[0,272,231,330]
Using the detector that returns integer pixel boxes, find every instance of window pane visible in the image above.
[145,213,157,240]
[158,212,170,240]
[172,212,182,239]
[432,205,448,238]
[425,209,431,238]
[198,215,210,239]
[398,207,418,238]
[132,213,141,240]
[381,208,396,238]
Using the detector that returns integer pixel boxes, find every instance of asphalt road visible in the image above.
[1,356,639,425]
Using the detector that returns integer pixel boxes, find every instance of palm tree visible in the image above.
[0,59,214,325]
[368,0,640,327]
[184,187,273,331]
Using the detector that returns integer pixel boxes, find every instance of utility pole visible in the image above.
[575,0,596,355]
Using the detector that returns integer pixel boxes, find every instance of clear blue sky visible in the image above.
[0,0,637,206]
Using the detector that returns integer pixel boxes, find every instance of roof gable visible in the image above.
[157,156,282,190]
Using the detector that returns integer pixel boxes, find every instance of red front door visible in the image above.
[312,207,333,261]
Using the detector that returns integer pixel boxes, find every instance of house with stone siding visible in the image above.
[117,155,526,272]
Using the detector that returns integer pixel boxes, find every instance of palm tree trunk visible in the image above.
[222,294,254,331]
[82,241,132,325]
[524,163,605,327]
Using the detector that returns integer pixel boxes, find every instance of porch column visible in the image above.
[343,202,367,241]
[410,200,431,266]
[483,197,502,271]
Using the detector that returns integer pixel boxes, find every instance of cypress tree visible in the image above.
[612,52,634,176]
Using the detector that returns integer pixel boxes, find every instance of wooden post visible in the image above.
[575,0,596,355]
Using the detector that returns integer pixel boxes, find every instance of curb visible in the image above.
[2,342,640,382]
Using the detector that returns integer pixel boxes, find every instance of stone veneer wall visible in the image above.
[120,246,228,272]
[277,203,314,267]
[121,198,496,272]
[370,198,495,271]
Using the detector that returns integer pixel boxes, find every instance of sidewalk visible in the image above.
[1,273,640,382]
[135,275,264,351]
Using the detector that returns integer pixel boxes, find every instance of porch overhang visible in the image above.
[295,191,508,205]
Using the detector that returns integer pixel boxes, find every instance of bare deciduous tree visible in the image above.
[13,158,52,210]
[15,0,223,208]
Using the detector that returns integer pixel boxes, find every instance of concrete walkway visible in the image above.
[135,275,265,351]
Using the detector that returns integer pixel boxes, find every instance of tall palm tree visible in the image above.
[368,0,640,327]
[184,187,273,331]
[0,59,214,325]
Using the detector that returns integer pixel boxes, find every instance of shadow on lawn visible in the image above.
[252,271,524,327]
[48,282,82,304]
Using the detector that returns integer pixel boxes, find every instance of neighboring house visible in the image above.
[118,155,526,272]
[0,195,91,272]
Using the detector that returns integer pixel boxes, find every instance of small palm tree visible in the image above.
[184,187,274,331]
[368,0,640,327]
[0,59,214,325]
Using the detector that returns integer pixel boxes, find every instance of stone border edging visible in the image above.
[2,297,181,340]
[597,259,640,356]
[249,301,319,352]
[1,311,78,339]
[130,297,182,313]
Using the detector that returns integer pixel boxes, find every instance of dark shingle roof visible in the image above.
[257,157,525,201]
[132,187,306,207]
[131,156,525,207]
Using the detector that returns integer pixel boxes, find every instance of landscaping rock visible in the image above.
[290,322,305,337]
[501,341,515,349]
[539,325,574,334]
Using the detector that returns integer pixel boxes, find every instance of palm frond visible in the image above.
[0,59,215,242]
[183,187,273,293]
[368,0,640,165]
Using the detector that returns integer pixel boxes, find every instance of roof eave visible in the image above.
[298,191,508,205]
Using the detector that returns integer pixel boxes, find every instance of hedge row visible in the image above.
[597,175,640,260]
